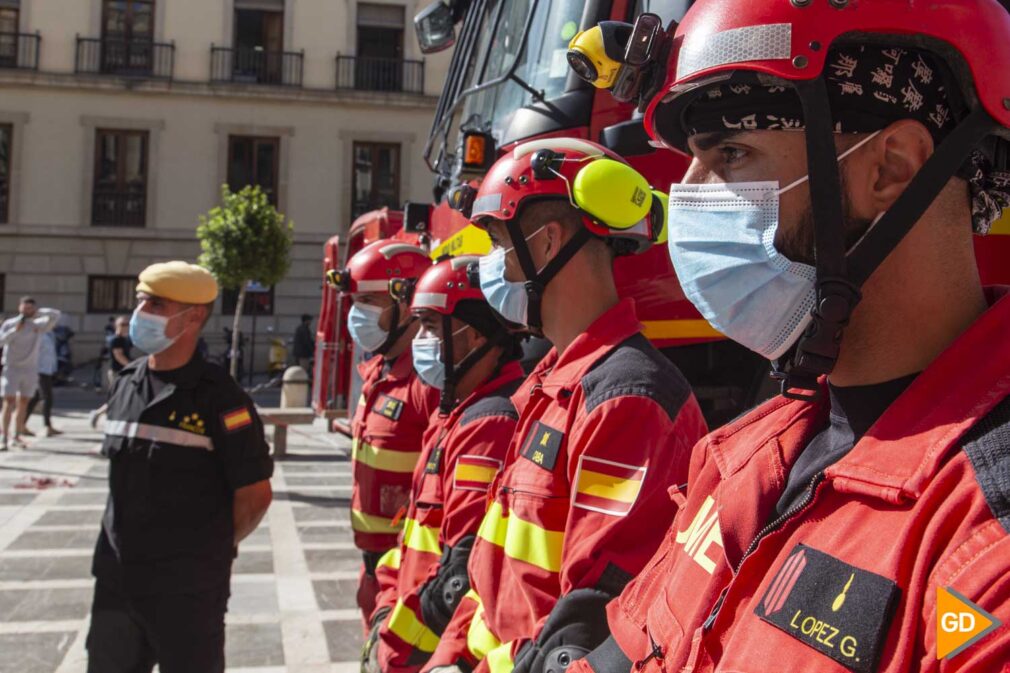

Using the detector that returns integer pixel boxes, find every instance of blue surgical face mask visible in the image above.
[478,226,546,326]
[347,303,390,353]
[666,131,880,360]
[411,326,469,390]
[130,307,192,355]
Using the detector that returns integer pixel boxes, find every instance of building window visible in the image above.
[0,123,10,224]
[222,284,274,316]
[101,0,154,72]
[92,129,148,227]
[0,272,5,312]
[352,141,400,220]
[355,3,404,91]
[228,135,280,206]
[0,5,19,68]
[233,1,284,84]
[88,275,136,313]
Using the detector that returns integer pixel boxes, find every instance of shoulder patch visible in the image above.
[581,333,692,421]
[424,446,443,474]
[458,379,522,427]
[573,455,646,516]
[756,543,900,673]
[373,394,405,421]
[221,406,254,433]
[961,394,1010,534]
[520,421,563,471]
[454,455,502,492]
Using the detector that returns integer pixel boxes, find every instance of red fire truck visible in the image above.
[314,0,1010,430]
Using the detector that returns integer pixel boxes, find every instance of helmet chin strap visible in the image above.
[438,314,501,414]
[374,302,414,357]
[505,215,593,337]
[773,78,999,400]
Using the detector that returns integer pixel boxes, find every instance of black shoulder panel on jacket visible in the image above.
[581,333,692,423]
[459,378,522,427]
[962,394,1010,535]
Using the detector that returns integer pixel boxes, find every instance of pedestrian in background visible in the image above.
[92,317,115,389]
[89,316,132,429]
[25,330,62,437]
[0,297,61,450]
[292,313,314,372]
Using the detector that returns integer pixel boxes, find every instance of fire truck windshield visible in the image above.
[424,0,586,179]
[461,0,584,140]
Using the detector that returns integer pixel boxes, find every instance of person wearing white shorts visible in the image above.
[0,297,60,450]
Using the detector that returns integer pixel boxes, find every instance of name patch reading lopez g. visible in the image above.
[756,543,900,673]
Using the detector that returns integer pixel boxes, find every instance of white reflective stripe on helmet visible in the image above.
[355,279,390,292]
[105,420,215,451]
[677,23,792,81]
[413,292,448,309]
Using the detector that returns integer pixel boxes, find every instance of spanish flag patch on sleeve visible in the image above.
[572,455,646,516]
[453,455,502,492]
[221,406,254,433]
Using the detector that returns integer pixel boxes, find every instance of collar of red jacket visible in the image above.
[711,286,1010,505]
[531,298,643,400]
[358,348,415,383]
[440,359,524,421]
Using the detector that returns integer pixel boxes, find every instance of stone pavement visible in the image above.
[0,408,364,673]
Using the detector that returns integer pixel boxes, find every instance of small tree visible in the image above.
[197,185,293,378]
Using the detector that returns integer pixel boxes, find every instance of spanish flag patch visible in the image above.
[572,455,646,516]
[221,406,253,433]
[453,455,502,492]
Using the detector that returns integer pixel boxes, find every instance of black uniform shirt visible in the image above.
[93,352,273,596]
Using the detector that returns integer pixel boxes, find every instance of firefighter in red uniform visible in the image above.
[424,139,708,673]
[566,1,1010,672]
[328,240,440,630]
[361,255,526,673]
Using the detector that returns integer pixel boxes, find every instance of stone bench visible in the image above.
[257,407,315,459]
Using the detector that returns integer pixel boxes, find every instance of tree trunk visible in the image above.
[230,284,246,379]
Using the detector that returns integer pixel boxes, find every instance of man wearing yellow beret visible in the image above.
[86,261,274,673]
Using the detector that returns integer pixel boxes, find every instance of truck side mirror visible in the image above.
[415,1,456,54]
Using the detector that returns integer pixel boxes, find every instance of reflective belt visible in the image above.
[387,598,440,653]
[466,592,502,660]
[486,642,515,673]
[403,517,442,555]
[351,509,402,535]
[377,546,401,571]
[476,502,564,573]
[352,437,421,473]
[105,419,214,451]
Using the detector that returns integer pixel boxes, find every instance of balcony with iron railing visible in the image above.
[75,36,175,79]
[91,190,146,228]
[210,46,303,87]
[0,32,40,70]
[335,55,424,94]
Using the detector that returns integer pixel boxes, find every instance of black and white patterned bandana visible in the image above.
[681,44,1010,234]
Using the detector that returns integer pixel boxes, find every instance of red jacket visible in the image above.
[573,288,1010,673]
[427,300,708,673]
[352,349,440,553]
[375,361,525,673]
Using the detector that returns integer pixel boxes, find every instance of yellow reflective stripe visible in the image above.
[351,509,402,535]
[464,588,479,602]
[352,437,420,473]
[486,642,515,673]
[388,599,440,652]
[641,319,722,340]
[466,600,501,660]
[476,502,564,573]
[377,547,401,570]
[403,518,442,555]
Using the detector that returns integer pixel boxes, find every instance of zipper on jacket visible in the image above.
[634,625,665,670]
[735,473,826,575]
[702,587,728,632]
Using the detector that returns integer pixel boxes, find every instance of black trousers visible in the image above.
[26,374,54,426]
[86,580,229,673]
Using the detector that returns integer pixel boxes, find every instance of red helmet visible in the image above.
[411,255,484,316]
[644,0,1010,152]
[326,239,430,297]
[469,138,663,254]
